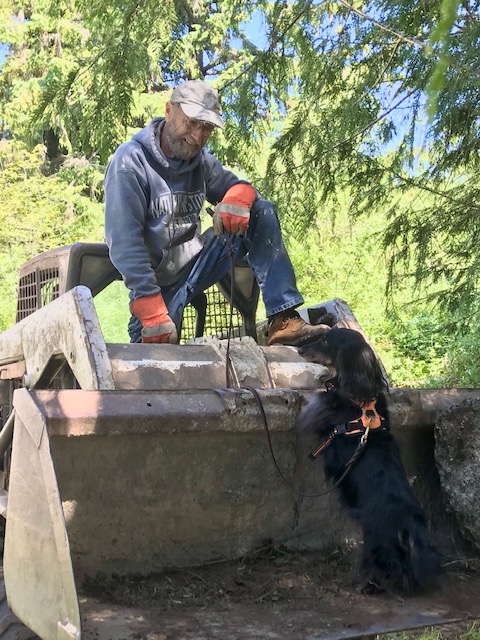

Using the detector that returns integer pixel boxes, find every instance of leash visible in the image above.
[220,234,366,499]
[243,384,368,498]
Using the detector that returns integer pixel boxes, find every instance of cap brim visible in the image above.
[180,102,225,129]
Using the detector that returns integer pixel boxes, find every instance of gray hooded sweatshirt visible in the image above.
[105,117,250,301]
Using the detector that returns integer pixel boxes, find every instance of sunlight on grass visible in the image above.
[93,280,130,343]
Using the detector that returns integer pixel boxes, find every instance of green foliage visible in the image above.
[440,301,480,387]
[0,141,104,329]
[283,199,454,388]
[378,312,450,388]
[443,331,480,388]
[426,0,462,117]
[57,157,104,201]
[382,174,480,319]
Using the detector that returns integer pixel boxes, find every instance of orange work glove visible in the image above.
[213,183,256,236]
[130,293,178,344]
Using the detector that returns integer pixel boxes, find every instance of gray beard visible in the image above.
[164,123,199,160]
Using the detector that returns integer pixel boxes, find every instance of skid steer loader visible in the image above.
[0,243,478,639]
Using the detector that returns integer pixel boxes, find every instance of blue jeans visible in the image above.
[128,200,303,342]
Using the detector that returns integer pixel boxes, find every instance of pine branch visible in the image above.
[335,0,427,48]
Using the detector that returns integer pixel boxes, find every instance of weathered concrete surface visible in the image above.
[36,388,332,579]
[435,396,480,550]
[107,338,331,391]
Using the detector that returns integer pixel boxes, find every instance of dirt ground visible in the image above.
[79,543,480,640]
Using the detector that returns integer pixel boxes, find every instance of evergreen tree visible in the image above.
[1,0,479,346]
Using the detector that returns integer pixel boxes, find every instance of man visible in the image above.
[104,79,329,345]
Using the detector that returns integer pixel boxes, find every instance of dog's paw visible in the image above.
[307,307,337,327]
[317,312,337,327]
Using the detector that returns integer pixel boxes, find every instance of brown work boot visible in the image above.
[267,311,331,346]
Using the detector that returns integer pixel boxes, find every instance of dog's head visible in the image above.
[299,327,388,402]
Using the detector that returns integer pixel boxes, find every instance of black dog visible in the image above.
[297,327,440,594]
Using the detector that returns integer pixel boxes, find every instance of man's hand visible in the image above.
[213,184,256,236]
[130,293,178,344]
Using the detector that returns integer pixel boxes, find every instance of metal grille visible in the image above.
[16,267,60,322]
[181,285,243,343]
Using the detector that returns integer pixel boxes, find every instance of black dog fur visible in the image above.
[297,327,440,594]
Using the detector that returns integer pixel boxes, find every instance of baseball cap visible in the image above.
[170,80,225,130]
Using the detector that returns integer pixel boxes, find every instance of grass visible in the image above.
[378,622,480,640]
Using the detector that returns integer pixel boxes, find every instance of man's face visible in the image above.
[162,103,215,159]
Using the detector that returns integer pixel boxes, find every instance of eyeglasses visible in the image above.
[175,105,215,134]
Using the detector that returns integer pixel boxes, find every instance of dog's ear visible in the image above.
[336,341,387,401]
